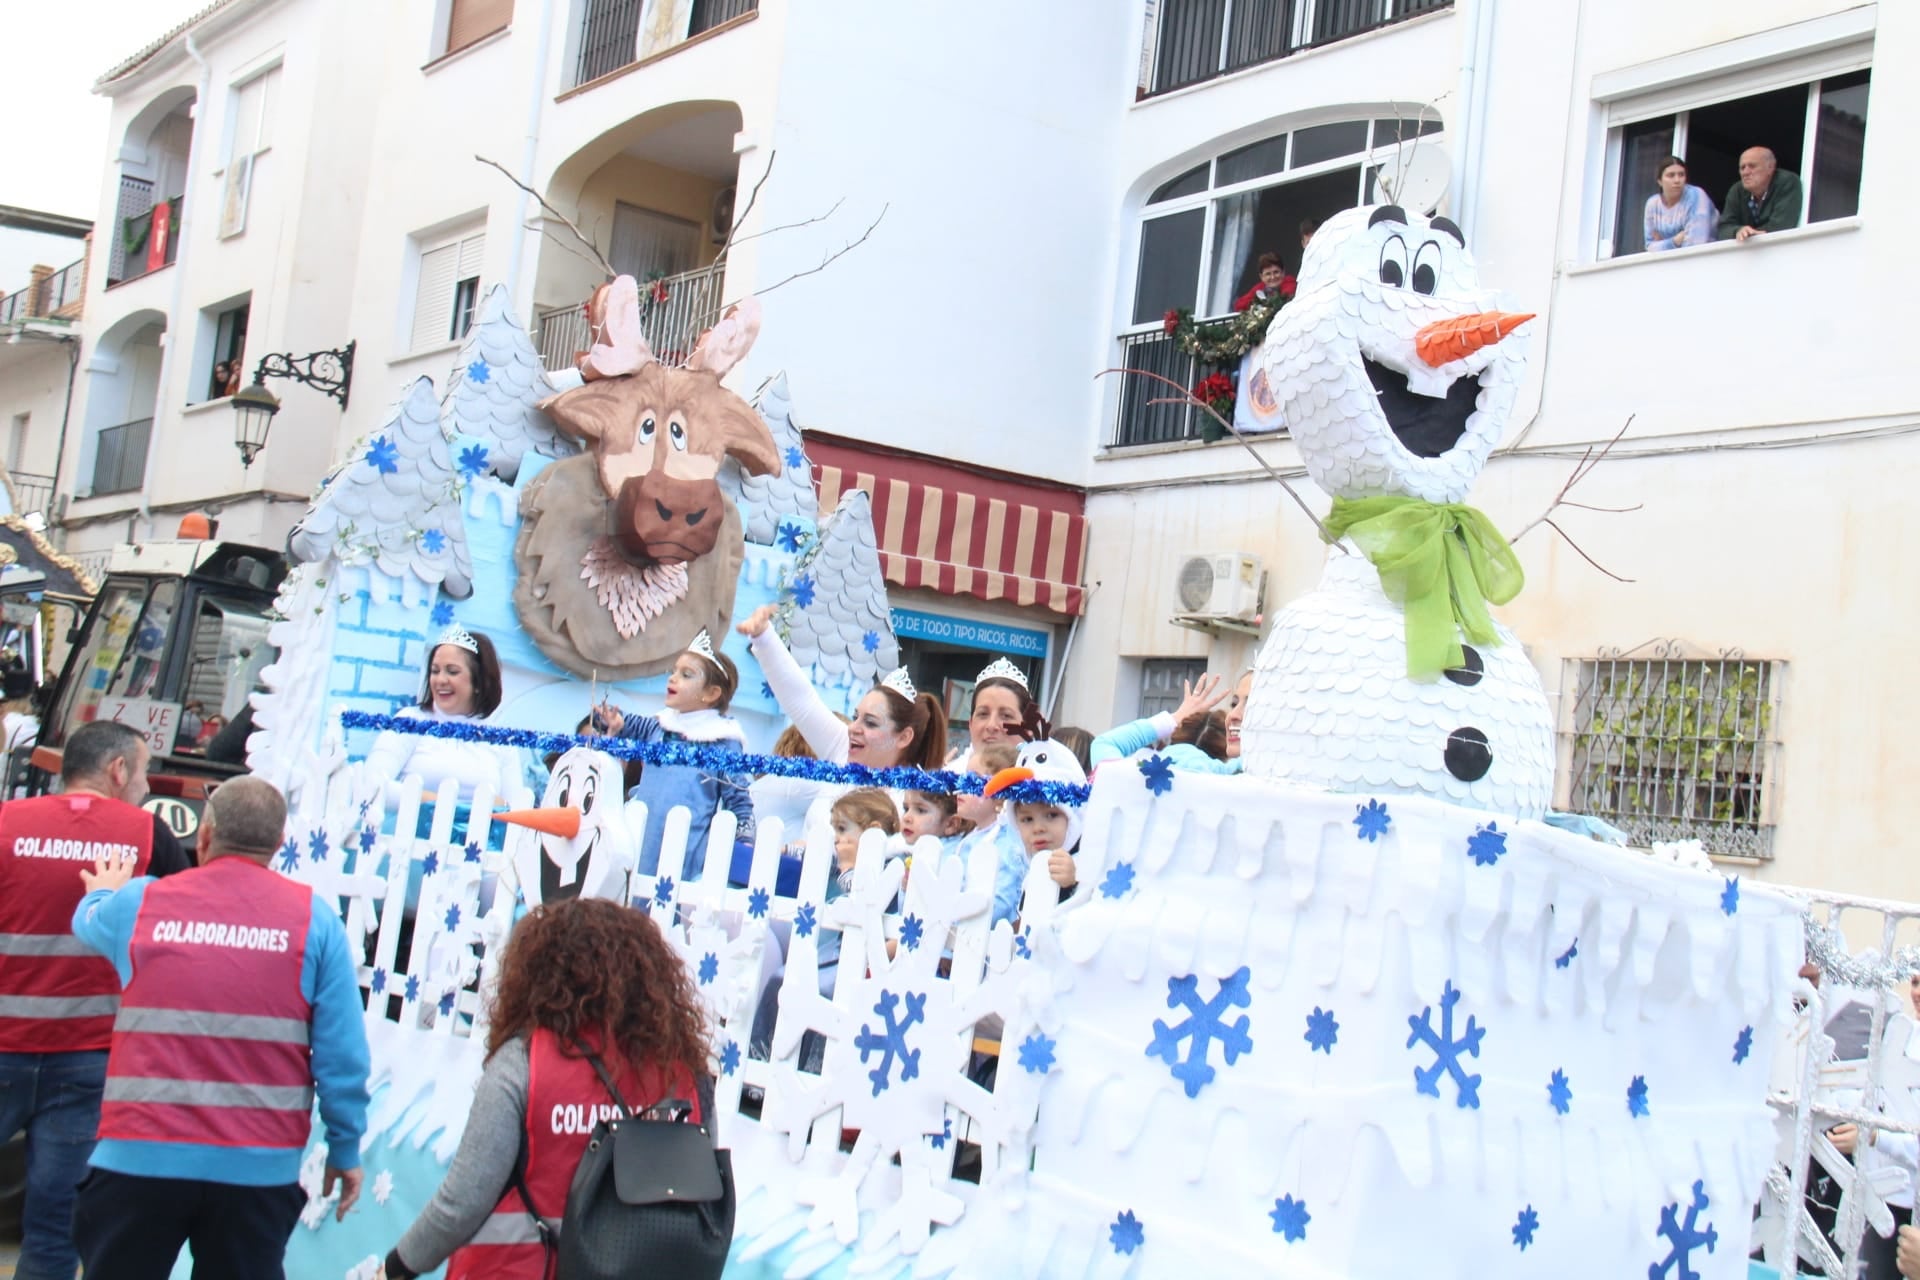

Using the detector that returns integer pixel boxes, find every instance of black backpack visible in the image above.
[512,1048,735,1280]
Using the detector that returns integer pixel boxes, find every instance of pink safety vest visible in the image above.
[0,794,154,1053]
[98,856,316,1151]
[445,1029,697,1280]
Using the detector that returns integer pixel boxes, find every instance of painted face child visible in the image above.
[901,790,962,844]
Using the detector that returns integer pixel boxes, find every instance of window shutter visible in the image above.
[253,68,278,153]
[412,243,459,351]
[456,233,486,282]
[447,0,513,53]
[228,76,265,164]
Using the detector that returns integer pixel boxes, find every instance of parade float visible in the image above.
[233,209,1894,1280]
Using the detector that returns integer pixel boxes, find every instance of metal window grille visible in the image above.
[534,260,725,370]
[108,176,155,285]
[1559,645,1784,858]
[689,0,756,37]
[1110,331,1238,447]
[1140,658,1208,718]
[574,0,642,86]
[1142,0,1452,97]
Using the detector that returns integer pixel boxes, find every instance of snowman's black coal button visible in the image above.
[1444,727,1492,781]
[1443,646,1484,687]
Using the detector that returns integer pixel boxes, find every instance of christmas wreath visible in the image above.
[1161,290,1288,363]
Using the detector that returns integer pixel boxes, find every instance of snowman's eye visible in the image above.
[1378,235,1409,289]
[1412,240,1442,295]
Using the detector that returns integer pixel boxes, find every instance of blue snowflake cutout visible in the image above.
[1013,928,1032,960]
[747,887,771,919]
[404,974,421,1003]
[774,520,806,553]
[421,528,447,555]
[1018,1033,1057,1074]
[861,630,880,654]
[456,443,489,477]
[1650,1180,1717,1280]
[1467,821,1506,867]
[698,952,719,985]
[794,902,817,938]
[1305,1007,1339,1054]
[1513,1205,1539,1251]
[437,990,456,1018]
[430,600,454,628]
[719,1040,741,1077]
[853,989,925,1096]
[653,877,675,907]
[1353,798,1391,841]
[364,435,400,475]
[928,1116,953,1150]
[1407,979,1485,1108]
[1720,876,1740,916]
[758,681,774,702]
[276,837,300,873]
[1109,1210,1145,1256]
[783,444,807,470]
[421,851,439,877]
[465,358,491,385]
[443,903,461,933]
[370,967,388,995]
[358,826,378,854]
[1145,964,1254,1099]
[899,914,925,952]
[307,829,330,861]
[1100,861,1136,900]
[1627,1074,1650,1118]
[1138,753,1174,796]
[1554,937,1578,969]
[464,840,483,864]
[1269,1194,1309,1243]
[1548,1068,1572,1115]
[789,572,816,608]
[1733,1026,1754,1065]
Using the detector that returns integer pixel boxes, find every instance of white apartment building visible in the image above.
[44,0,1905,898]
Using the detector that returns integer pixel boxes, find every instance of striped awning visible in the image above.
[808,439,1089,616]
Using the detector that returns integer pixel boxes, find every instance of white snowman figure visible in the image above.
[507,745,638,907]
[1239,204,1556,818]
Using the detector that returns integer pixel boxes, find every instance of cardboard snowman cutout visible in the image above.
[511,746,636,906]
[1239,205,1556,818]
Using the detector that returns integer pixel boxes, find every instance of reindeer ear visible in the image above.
[536,376,646,444]
[582,276,655,380]
[706,394,781,478]
[685,297,761,377]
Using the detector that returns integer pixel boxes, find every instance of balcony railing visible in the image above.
[535,261,727,371]
[571,0,756,86]
[91,419,152,497]
[109,198,181,287]
[5,472,53,519]
[1140,0,1452,98]
[43,259,85,313]
[1110,330,1239,448]
[0,256,86,327]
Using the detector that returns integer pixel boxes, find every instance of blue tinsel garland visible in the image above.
[338,710,1094,806]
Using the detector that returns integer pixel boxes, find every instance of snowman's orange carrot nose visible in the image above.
[495,807,582,839]
[1414,311,1533,367]
[983,767,1034,799]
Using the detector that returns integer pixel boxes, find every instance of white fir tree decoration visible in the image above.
[721,372,818,544]
[288,378,474,598]
[778,488,898,688]
[244,560,344,815]
[443,284,577,482]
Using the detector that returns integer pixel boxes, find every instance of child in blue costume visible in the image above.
[591,630,753,882]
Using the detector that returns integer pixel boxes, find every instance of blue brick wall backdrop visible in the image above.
[331,582,431,761]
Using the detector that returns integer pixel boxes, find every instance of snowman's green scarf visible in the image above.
[1323,496,1524,680]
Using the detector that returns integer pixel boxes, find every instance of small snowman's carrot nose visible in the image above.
[495,806,582,839]
[982,767,1034,799]
[1414,311,1534,367]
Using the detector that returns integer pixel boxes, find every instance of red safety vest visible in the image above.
[97,856,316,1151]
[0,793,154,1053]
[446,1029,698,1280]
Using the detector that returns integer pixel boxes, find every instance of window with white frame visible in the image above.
[410,228,485,351]
[1595,16,1871,259]
[194,297,250,403]
[1559,649,1784,858]
[218,66,279,239]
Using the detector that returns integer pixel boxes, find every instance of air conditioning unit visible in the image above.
[1173,551,1263,622]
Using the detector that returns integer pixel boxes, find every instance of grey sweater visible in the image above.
[393,1037,535,1274]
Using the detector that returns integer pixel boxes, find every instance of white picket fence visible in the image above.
[293,763,1056,1260]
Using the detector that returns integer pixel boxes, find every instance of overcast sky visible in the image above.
[3,0,210,218]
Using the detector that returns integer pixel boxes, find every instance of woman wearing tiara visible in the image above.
[966,656,1045,753]
[589,629,754,882]
[359,625,526,812]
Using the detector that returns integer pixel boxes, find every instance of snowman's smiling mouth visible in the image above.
[1364,357,1483,459]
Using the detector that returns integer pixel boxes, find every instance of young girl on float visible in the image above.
[590,630,754,882]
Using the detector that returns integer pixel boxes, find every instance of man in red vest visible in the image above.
[70,774,369,1280]
[0,719,191,1280]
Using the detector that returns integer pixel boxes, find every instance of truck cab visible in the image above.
[30,538,287,837]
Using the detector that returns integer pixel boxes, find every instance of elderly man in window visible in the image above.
[1717,146,1804,242]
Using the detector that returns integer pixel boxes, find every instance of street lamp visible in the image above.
[229,340,355,469]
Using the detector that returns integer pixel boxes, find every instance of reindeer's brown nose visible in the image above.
[616,473,726,564]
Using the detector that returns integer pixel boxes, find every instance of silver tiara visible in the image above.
[687,629,718,663]
[880,667,917,701]
[435,624,480,655]
[975,656,1029,691]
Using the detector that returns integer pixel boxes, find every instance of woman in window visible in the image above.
[1643,156,1718,252]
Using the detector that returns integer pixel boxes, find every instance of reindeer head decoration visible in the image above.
[512,277,781,679]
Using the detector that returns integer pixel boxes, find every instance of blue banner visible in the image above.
[890,608,1050,658]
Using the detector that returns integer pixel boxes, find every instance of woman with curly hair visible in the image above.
[381,898,712,1279]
